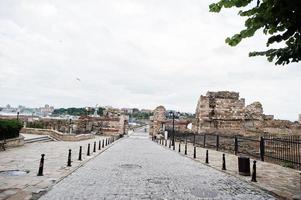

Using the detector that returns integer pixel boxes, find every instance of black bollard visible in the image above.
[78,146,82,161]
[185,142,187,155]
[99,140,101,150]
[106,138,108,146]
[37,154,45,176]
[169,140,171,148]
[222,154,226,170]
[165,139,167,146]
[67,149,72,167]
[206,150,209,164]
[251,160,257,182]
[178,142,181,153]
[87,143,90,156]
[102,139,105,148]
[93,141,96,152]
[173,141,175,150]
[193,146,196,159]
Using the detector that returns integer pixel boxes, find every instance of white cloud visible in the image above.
[0,0,300,121]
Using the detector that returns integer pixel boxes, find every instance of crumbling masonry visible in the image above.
[194,91,301,135]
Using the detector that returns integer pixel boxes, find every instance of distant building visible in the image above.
[39,104,54,116]
[299,114,301,124]
[132,108,139,114]
[121,108,142,114]
[103,107,121,117]
[121,108,134,114]
[141,109,152,114]
[1,104,16,114]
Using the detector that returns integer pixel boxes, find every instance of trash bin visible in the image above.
[238,156,250,176]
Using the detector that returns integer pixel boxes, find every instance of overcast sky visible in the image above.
[0,0,300,120]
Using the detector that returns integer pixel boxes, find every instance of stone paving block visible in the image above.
[0,136,111,200]
[40,131,275,200]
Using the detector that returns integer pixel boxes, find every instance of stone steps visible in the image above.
[24,136,55,143]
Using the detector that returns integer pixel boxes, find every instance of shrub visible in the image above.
[0,119,22,140]
[27,121,44,129]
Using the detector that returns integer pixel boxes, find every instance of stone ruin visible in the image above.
[149,106,166,136]
[149,106,192,136]
[23,114,129,136]
[148,91,301,136]
[76,115,129,135]
[194,91,301,135]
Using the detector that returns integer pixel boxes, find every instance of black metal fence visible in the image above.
[169,130,301,169]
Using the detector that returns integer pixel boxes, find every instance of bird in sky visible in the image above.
[76,77,81,82]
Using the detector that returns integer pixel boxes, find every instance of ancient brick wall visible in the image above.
[149,106,166,136]
[22,115,129,136]
[196,91,246,130]
[76,115,129,136]
[194,91,301,135]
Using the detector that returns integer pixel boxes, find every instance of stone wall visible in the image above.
[23,115,129,136]
[149,106,192,135]
[194,91,301,135]
[149,106,166,136]
[195,91,246,130]
[260,120,301,135]
[4,136,24,148]
[25,119,71,133]
[75,115,129,136]
[21,128,95,141]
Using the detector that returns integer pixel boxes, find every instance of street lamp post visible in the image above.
[100,120,103,135]
[168,111,176,148]
[69,119,72,134]
[123,120,126,135]
[172,113,175,147]
[194,118,199,146]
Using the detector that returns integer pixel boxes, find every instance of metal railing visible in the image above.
[168,129,301,169]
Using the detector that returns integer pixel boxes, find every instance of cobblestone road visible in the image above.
[40,130,275,200]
